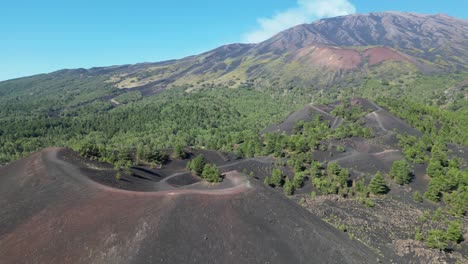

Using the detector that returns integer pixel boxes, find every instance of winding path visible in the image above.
[326,149,400,164]
[370,111,388,132]
[309,105,334,117]
[42,148,252,196]
[159,157,274,185]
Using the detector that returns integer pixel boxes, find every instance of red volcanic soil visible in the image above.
[291,46,410,70]
[292,45,363,70]
[363,47,409,66]
[0,148,383,264]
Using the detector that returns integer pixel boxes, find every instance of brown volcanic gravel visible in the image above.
[0,148,387,264]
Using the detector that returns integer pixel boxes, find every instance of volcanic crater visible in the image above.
[0,147,386,264]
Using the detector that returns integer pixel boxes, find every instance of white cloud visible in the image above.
[242,0,356,43]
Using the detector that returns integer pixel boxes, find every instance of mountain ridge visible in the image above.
[1,11,467,103]
[28,11,463,92]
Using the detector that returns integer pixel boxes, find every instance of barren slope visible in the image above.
[0,148,385,264]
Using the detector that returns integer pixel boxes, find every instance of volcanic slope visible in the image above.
[1,12,462,99]
[104,12,467,89]
[0,148,385,264]
[263,98,420,178]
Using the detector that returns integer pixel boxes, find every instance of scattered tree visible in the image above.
[201,163,222,183]
[270,168,283,187]
[413,191,423,202]
[293,172,306,189]
[426,159,444,178]
[327,162,341,177]
[390,160,411,185]
[310,191,317,198]
[173,144,187,159]
[264,176,270,186]
[446,220,463,244]
[369,172,388,195]
[136,144,144,164]
[432,208,445,222]
[145,148,168,166]
[123,164,132,175]
[426,229,448,250]
[415,227,423,241]
[283,177,294,196]
[187,155,205,175]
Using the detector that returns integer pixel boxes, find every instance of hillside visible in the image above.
[57,12,468,91]
[0,10,467,264]
[1,12,467,97]
[1,97,466,263]
[257,98,468,263]
[0,148,384,264]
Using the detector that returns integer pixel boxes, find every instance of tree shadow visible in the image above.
[132,167,162,177]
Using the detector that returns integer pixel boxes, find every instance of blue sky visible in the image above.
[1,0,466,81]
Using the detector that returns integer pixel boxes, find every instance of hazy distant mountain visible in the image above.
[64,12,463,91]
[259,12,467,56]
[3,12,468,93]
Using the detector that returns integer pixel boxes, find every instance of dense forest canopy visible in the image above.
[0,71,466,165]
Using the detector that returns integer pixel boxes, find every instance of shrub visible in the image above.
[415,227,423,241]
[187,155,205,175]
[413,191,423,202]
[283,177,294,196]
[201,163,222,183]
[336,145,346,152]
[310,191,317,198]
[426,229,448,250]
[264,176,270,186]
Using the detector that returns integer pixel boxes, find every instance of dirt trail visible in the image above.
[326,150,361,163]
[371,111,388,132]
[373,149,399,155]
[309,105,334,117]
[331,117,344,129]
[159,156,273,186]
[327,149,400,164]
[45,148,252,196]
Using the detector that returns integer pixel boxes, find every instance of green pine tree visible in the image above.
[369,172,388,195]
[293,172,305,189]
[187,155,205,175]
[201,164,222,183]
[173,144,187,159]
[446,221,463,244]
[270,168,283,187]
[390,160,411,185]
[413,191,423,202]
[327,162,341,177]
[426,159,444,178]
[426,229,448,250]
[283,177,294,196]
